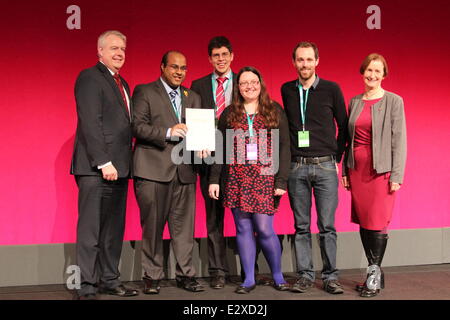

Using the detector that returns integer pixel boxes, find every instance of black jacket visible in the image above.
[71,62,132,177]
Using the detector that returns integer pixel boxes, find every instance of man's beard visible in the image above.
[299,68,314,81]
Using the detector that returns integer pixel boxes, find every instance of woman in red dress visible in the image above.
[209,66,291,293]
[342,54,407,297]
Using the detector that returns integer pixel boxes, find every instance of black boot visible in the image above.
[355,228,372,292]
[360,232,388,298]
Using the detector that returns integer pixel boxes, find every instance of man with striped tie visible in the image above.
[191,36,236,289]
[132,51,203,294]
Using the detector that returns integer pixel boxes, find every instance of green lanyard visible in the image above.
[298,83,310,131]
[245,111,257,137]
[211,73,232,107]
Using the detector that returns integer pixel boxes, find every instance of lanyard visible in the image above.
[297,83,309,131]
[211,73,232,107]
[245,111,257,137]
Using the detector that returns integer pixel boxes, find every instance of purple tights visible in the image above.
[232,208,286,287]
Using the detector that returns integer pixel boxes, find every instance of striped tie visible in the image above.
[169,90,180,122]
[215,77,227,119]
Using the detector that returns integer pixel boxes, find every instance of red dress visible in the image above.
[223,114,276,215]
[349,98,396,230]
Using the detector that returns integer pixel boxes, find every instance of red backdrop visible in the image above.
[1,0,449,245]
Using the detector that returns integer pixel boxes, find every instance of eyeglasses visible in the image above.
[211,52,231,60]
[239,80,260,88]
[168,64,187,72]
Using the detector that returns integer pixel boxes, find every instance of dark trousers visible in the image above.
[134,175,196,280]
[75,175,128,296]
[199,170,228,276]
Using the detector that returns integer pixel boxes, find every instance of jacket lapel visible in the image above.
[97,62,131,121]
[180,86,189,122]
[206,74,215,108]
[156,79,179,124]
[116,74,131,121]
[122,80,133,120]
[349,96,365,138]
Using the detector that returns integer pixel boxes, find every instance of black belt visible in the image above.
[293,155,334,164]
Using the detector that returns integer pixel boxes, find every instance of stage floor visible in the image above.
[1,264,449,300]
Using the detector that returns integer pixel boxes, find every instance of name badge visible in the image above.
[298,131,310,148]
[246,143,258,160]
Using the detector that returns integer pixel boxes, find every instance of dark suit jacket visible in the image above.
[71,62,132,178]
[132,79,201,184]
[190,72,237,177]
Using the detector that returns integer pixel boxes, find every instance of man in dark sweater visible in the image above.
[281,41,348,295]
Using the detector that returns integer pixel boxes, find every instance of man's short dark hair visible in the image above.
[208,36,232,56]
[292,41,319,60]
[161,50,183,67]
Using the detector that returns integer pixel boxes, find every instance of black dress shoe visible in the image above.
[176,277,205,292]
[273,282,291,291]
[235,284,256,294]
[100,284,138,297]
[143,278,161,294]
[210,275,226,289]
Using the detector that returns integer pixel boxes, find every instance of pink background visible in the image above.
[1,0,449,245]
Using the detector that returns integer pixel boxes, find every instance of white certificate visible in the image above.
[185,108,215,151]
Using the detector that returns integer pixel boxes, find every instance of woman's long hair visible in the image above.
[227,66,279,129]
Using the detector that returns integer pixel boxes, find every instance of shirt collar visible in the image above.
[100,61,117,76]
[160,77,180,95]
[297,74,320,90]
[212,69,232,80]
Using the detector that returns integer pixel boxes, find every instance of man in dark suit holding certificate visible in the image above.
[132,51,203,294]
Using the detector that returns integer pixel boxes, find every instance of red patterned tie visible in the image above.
[113,73,130,116]
[215,77,227,119]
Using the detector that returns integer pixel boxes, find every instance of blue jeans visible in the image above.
[288,160,339,281]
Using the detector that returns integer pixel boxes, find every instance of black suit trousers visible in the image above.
[135,174,196,280]
[199,168,228,275]
[75,175,128,295]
